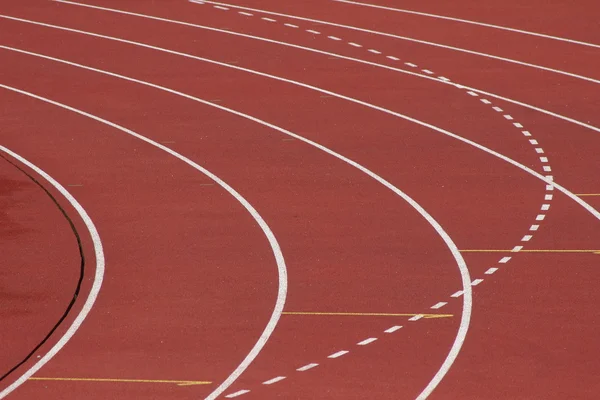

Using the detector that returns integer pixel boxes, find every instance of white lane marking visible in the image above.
[284,23,298,28]
[438,76,451,82]
[451,290,464,298]
[261,17,276,22]
[503,114,514,120]
[543,166,552,172]
[225,390,250,398]
[214,5,229,10]
[499,257,512,263]
[348,41,362,47]
[536,214,546,221]
[0,143,104,400]
[297,363,319,372]
[535,148,545,153]
[357,338,378,345]
[368,48,382,54]
[540,156,549,162]
[513,122,523,128]
[408,314,424,321]
[466,91,478,97]
[404,62,417,67]
[480,99,491,104]
[194,0,600,84]
[328,350,349,359]
[545,194,553,200]
[328,35,341,40]
[384,326,403,333]
[521,235,533,241]
[386,55,399,60]
[471,279,483,286]
[0,84,288,400]
[522,130,532,136]
[431,302,447,309]
[545,175,554,182]
[239,11,253,16]
[492,106,503,112]
[331,0,600,49]
[47,1,600,135]
[529,139,539,145]
[512,246,523,252]
[189,0,205,4]
[484,267,498,275]
[541,204,551,210]
[306,29,320,34]
[530,224,540,231]
[546,185,554,191]
[422,69,434,74]
[0,43,477,400]
[262,376,286,385]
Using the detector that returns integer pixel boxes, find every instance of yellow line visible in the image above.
[28,377,211,386]
[460,249,600,254]
[282,312,452,319]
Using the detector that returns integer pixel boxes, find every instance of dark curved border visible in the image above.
[0,153,85,382]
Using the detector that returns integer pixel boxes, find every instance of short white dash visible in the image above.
[512,246,523,252]
[357,338,378,346]
[431,302,447,309]
[262,17,276,22]
[545,175,554,182]
[328,350,349,359]
[541,204,550,210]
[536,214,546,221]
[499,256,512,263]
[545,194,553,201]
[348,42,362,47]
[387,55,400,61]
[521,235,533,242]
[405,62,417,67]
[471,279,484,286]
[284,23,298,28]
[189,0,205,4]
[530,224,540,231]
[542,166,552,172]
[529,139,539,145]
[485,267,499,275]
[504,114,514,120]
[514,122,523,128]
[306,29,320,34]
[535,148,545,154]
[368,49,382,54]
[239,11,253,16]
[492,106,503,112]
[451,290,464,298]
[297,363,319,372]
[454,84,465,89]
[214,5,229,10]
[467,91,479,96]
[422,69,434,74]
[522,130,532,136]
[328,36,341,40]
[540,156,549,162]
[408,314,424,321]
[546,184,554,191]
[226,390,250,398]
[384,325,403,333]
[438,76,451,82]
[263,376,286,385]
[480,99,491,104]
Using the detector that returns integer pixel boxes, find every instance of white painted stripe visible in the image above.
[384,325,403,333]
[513,122,523,128]
[357,337,378,345]
[530,225,540,231]
[451,290,464,298]
[306,29,320,34]
[485,267,498,275]
[529,139,539,145]
[261,17,276,22]
[0,145,104,400]
[466,91,478,96]
[522,130,532,136]
[409,314,424,321]
[405,62,417,67]
[328,35,341,40]
[331,0,600,49]
[536,214,546,221]
[541,204,551,211]
[262,376,286,385]
[521,235,533,241]
[471,279,483,286]
[543,166,552,172]
[535,148,545,153]
[546,185,554,191]
[348,42,362,47]
[540,157,549,162]
[368,48,382,54]
[188,0,205,4]
[297,363,319,371]
[225,390,250,398]
[214,5,229,10]
[328,350,349,359]
[480,99,491,104]
[504,114,514,120]
[546,175,554,182]
[545,194,553,201]
[431,302,447,309]
[499,257,512,263]
[0,85,288,400]
[386,55,400,60]
[422,69,434,74]
[284,23,298,28]
[492,106,503,112]
[512,246,523,252]
[238,11,253,16]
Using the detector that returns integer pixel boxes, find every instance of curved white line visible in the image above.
[0,48,475,399]
[0,145,105,399]
[12,5,599,135]
[0,84,288,400]
[332,0,600,49]
[194,0,600,84]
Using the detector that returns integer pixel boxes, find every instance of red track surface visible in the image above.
[1,0,599,399]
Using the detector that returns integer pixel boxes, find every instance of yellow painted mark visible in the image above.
[28,377,211,386]
[282,312,452,319]
[461,249,600,254]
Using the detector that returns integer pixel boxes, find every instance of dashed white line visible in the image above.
[466,91,479,97]
[492,106,503,112]
[214,5,229,10]
[296,363,319,372]
[503,114,514,120]
[542,166,552,172]
[451,290,464,298]
[431,302,448,309]
[328,350,349,359]
[284,23,298,28]
[262,376,286,385]
[368,49,382,54]
[545,194,553,200]
[540,156,549,162]
[306,29,320,34]
[529,139,539,145]
[536,214,546,221]
[471,279,484,286]
[512,245,523,252]
[513,122,523,128]
[225,390,250,398]
[484,267,499,275]
[530,224,540,231]
[422,69,434,74]
[386,55,400,61]
[328,35,341,40]
[499,256,512,263]
[261,17,276,22]
[521,235,533,241]
[541,204,551,210]
[384,326,403,333]
[408,314,424,321]
[545,175,554,182]
[238,11,253,16]
[546,184,554,191]
[348,42,362,47]
[480,99,491,104]
[405,62,417,67]
[535,148,545,153]
[357,338,378,346]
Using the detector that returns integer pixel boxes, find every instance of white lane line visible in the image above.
[0,143,104,400]
[261,17,276,22]
[530,224,540,231]
[296,363,319,371]
[492,106,503,112]
[225,390,250,398]
[1,43,478,400]
[513,122,523,128]
[0,84,288,400]
[284,23,298,28]
[306,29,320,34]
[545,194,553,200]
[536,214,546,221]
[521,235,533,241]
[543,166,552,172]
[328,350,349,359]
[357,338,378,345]
[387,55,399,60]
[480,99,491,104]
[529,139,539,145]
[522,130,532,136]
[49,1,600,135]
[503,114,514,120]
[384,326,403,333]
[512,246,523,252]
[422,69,434,74]
[484,267,498,275]
[535,148,545,153]
[262,376,286,385]
[499,257,512,263]
[368,49,382,54]
[430,302,447,309]
[438,76,451,82]
[331,0,600,49]
[471,279,483,286]
[541,204,551,210]
[408,314,424,321]
[214,5,229,10]
[451,290,464,298]
[238,11,253,16]
[546,184,554,191]
[328,35,341,40]
[404,62,417,67]
[348,42,362,47]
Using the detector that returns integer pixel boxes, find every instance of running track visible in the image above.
[1,0,599,399]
